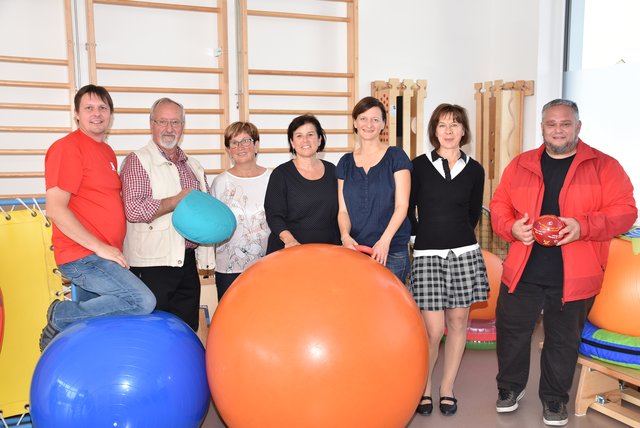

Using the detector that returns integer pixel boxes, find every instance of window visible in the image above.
[564,0,640,222]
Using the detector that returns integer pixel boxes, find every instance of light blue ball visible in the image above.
[172,190,236,244]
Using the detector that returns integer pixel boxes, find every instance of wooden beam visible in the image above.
[247,10,348,23]
[96,63,222,74]
[249,69,353,78]
[93,0,219,13]
[0,126,71,133]
[107,128,224,135]
[0,103,69,111]
[115,107,224,115]
[248,89,350,97]
[249,109,350,116]
[0,55,67,66]
[0,80,69,89]
[257,128,351,135]
[104,86,221,94]
[0,172,44,178]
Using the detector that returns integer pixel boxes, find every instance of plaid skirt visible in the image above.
[411,247,489,311]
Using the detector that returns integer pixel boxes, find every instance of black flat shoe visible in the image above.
[439,395,458,416]
[416,395,433,415]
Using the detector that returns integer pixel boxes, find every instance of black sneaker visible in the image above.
[39,300,61,352]
[543,401,568,426]
[496,388,525,413]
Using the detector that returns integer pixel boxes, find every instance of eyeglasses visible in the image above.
[152,119,184,128]
[228,138,254,149]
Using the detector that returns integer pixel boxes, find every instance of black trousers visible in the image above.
[214,271,240,302]
[130,249,201,331]
[495,281,594,404]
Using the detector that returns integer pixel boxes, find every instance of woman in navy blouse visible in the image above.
[336,96,412,282]
[409,104,488,417]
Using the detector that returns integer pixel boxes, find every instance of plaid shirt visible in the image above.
[121,144,209,249]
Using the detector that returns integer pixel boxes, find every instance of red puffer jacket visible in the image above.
[490,140,637,302]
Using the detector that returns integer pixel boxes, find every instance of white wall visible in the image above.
[6,0,638,221]
[218,0,564,158]
[358,0,564,155]
[359,1,637,224]
[225,0,563,155]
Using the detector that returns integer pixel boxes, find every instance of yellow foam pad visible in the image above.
[0,208,63,418]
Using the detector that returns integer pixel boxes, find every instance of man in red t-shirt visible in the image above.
[41,84,156,352]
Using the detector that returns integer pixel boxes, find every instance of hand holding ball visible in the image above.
[532,214,566,246]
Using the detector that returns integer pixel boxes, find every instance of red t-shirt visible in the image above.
[45,129,126,265]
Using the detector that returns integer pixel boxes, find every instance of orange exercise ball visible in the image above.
[469,250,502,320]
[207,244,428,428]
[588,238,640,336]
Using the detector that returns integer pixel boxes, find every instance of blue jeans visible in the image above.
[386,250,411,287]
[53,254,156,331]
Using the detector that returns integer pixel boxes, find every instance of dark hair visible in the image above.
[542,98,579,120]
[287,114,327,154]
[351,96,387,133]
[74,84,114,113]
[427,103,471,150]
[224,121,260,148]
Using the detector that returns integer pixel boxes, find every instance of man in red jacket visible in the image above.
[490,99,636,426]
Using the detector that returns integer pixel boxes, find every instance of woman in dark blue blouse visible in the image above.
[336,96,412,282]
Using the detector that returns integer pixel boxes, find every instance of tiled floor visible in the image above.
[201,319,628,427]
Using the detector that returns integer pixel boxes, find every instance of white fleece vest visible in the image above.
[123,142,214,269]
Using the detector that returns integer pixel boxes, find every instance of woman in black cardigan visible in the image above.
[264,114,340,254]
[409,104,489,417]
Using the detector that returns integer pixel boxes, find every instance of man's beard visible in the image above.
[159,134,178,149]
[544,137,578,156]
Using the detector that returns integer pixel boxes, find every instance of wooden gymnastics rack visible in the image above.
[0,0,76,199]
[474,79,534,205]
[236,0,359,155]
[575,355,640,427]
[1,0,231,197]
[2,1,360,199]
[86,0,231,171]
[371,78,427,159]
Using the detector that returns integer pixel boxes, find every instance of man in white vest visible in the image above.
[120,98,213,331]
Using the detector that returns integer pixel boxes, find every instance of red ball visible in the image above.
[206,244,428,428]
[532,214,566,246]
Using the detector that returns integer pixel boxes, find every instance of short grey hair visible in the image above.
[542,99,579,120]
[150,97,185,122]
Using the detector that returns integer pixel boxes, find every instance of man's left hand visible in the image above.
[556,217,581,245]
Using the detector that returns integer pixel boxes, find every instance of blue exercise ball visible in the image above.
[172,190,236,245]
[30,311,209,428]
